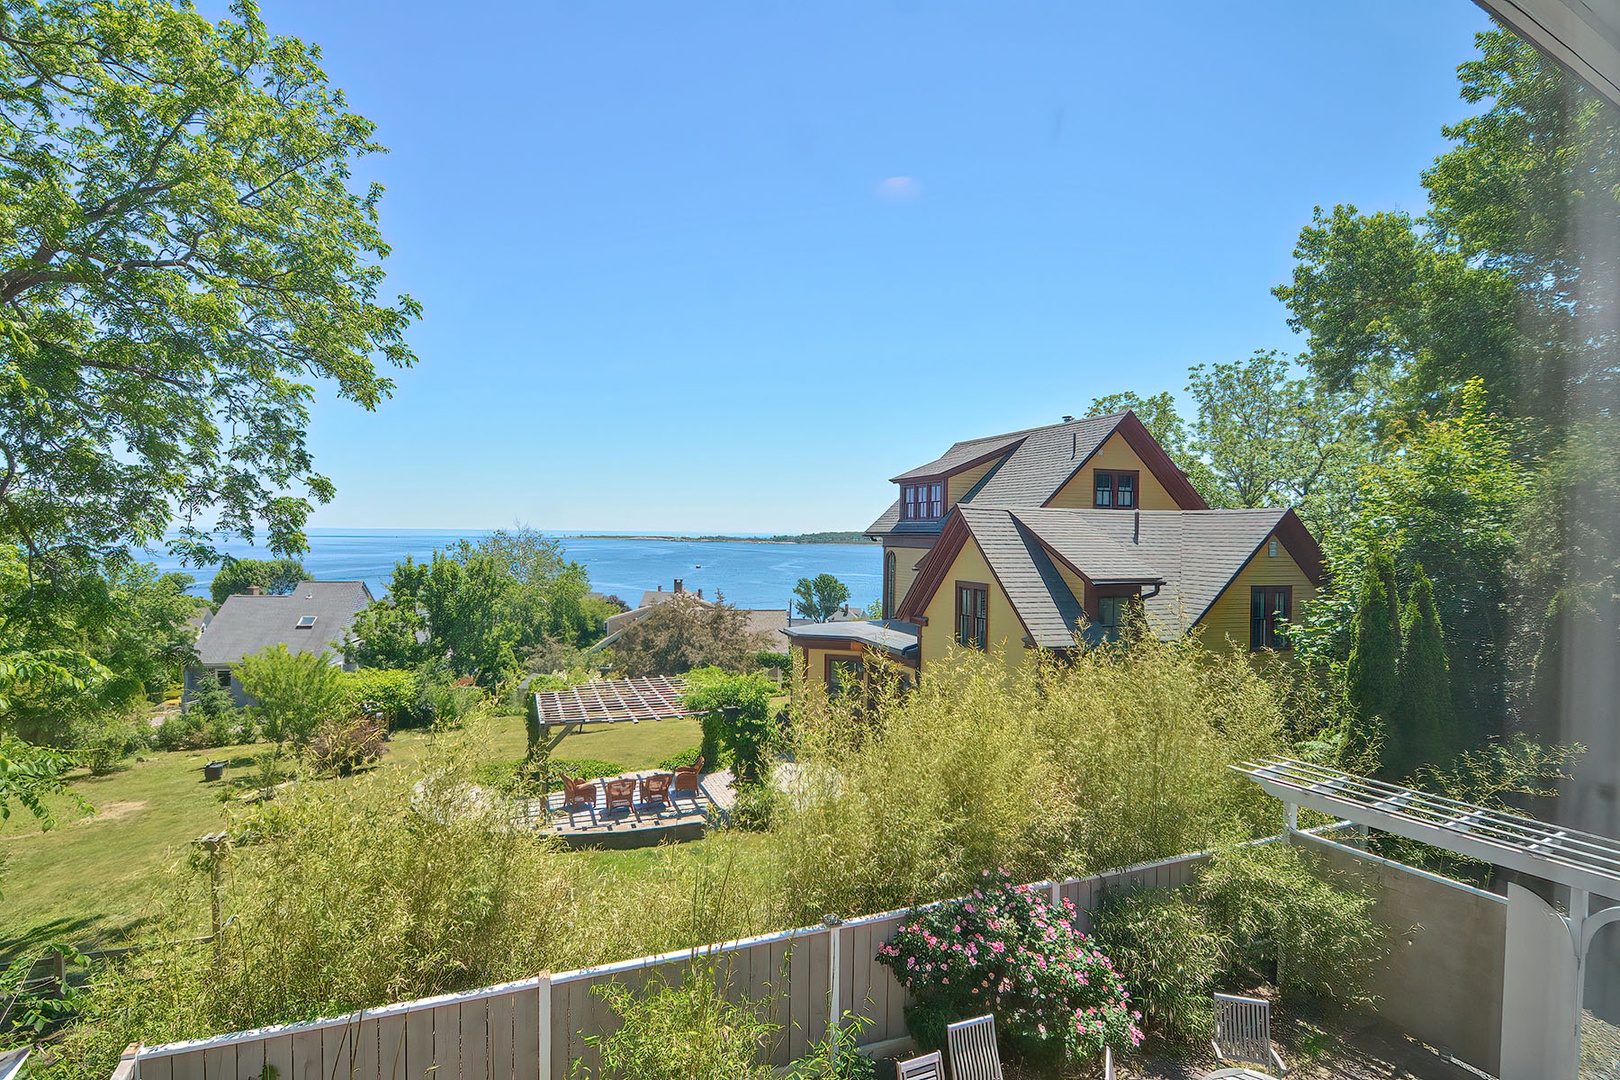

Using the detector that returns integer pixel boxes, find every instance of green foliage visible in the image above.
[878,870,1142,1062]
[792,574,852,623]
[304,716,387,777]
[1089,889,1221,1045]
[611,595,757,678]
[72,713,146,777]
[728,782,776,832]
[341,668,419,729]
[2,549,197,746]
[1184,351,1371,534]
[547,758,624,786]
[573,964,779,1080]
[348,529,599,685]
[774,639,1285,925]
[208,559,309,607]
[1196,843,1383,1008]
[658,746,703,770]
[0,0,418,568]
[683,669,775,783]
[783,1012,877,1080]
[0,734,72,828]
[1397,567,1458,773]
[1345,547,1401,772]
[752,651,791,673]
[233,646,345,748]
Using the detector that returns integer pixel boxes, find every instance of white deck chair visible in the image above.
[1210,993,1287,1076]
[945,1014,1003,1080]
[894,1049,943,1080]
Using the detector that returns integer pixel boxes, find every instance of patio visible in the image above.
[517,765,737,849]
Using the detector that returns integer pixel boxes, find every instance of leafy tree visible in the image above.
[1184,351,1371,533]
[682,668,776,783]
[1275,30,1617,429]
[1397,566,1458,774]
[210,558,309,606]
[348,529,598,685]
[792,573,852,622]
[0,0,418,568]
[1,546,197,745]
[611,595,755,678]
[1345,547,1401,772]
[233,645,346,748]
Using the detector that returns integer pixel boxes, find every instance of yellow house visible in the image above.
[785,409,1324,692]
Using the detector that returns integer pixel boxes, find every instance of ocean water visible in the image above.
[148,529,881,612]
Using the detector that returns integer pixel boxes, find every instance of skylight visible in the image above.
[295,615,317,629]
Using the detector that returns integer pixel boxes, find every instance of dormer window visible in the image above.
[902,482,944,521]
[295,615,318,629]
[1094,470,1137,509]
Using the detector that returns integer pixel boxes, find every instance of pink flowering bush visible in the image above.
[876,870,1143,1065]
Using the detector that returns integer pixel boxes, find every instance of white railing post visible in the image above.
[537,973,552,1080]
[823,915,843,1068]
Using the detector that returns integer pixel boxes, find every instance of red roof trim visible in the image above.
[1039,411,1209,512]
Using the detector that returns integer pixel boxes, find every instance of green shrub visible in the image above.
[1196,842,1384,1007]
[753,651,790,672]
[73,714,147,776]
[877,870,1141,1064]
[343,668,419,729]
[683,668,775,783]
[1089,888,1222,1045]
[573,962,778,1080]
[304,715,388,776]
[658,746,703,770]
[729,782,776,831]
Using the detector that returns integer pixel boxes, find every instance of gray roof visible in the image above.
[890,431,1027,482]
[780,619,919,657]
[195,581,374,667]
[953,508,1292,648]
[867,413,1128,537]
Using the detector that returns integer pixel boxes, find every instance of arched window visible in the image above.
[884,550,897,619]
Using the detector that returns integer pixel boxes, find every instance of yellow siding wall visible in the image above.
[886,540,933,616]
[1045,432,1183,510]
[947,460,998,505]
[797,642,864,690]
[1194,533,1318,654]
[917,535,1030,678]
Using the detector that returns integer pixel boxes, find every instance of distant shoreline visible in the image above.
[563,531,870,545]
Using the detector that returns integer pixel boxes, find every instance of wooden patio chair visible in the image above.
[893,1049,943,1080]
[670,757,704,812]
[640,772,672,812]
[946,1013,1003,1080]
[1210,993,1286,1076]
[603,776,638,817]
[561,776,597,824]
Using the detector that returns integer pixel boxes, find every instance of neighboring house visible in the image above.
[591,578,789,655]
[785,410,1323,693]
[185,580,374,706]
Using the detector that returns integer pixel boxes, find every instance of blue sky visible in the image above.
[255,1,1494,533]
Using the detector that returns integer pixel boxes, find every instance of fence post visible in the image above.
[51,950,67,994]
[537,973,552,1080]
[823,916,843,1068]
[110,1043,141,1080]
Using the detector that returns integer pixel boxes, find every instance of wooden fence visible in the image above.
[112,829,1496,1080]
[112,848,1211,1080]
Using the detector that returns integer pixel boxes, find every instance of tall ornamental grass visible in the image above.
[771,636,1288,923]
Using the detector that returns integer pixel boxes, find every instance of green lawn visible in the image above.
[0,714,705,961]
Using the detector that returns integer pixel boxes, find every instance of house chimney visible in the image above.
[246,585,261,596]
[1133,510,1140,544]
[697,588,704,599]
[658,584,663,591]
[674,578,684,594]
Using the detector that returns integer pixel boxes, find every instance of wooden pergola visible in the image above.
[530,675,697,748]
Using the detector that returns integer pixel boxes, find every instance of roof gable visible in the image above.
[195,581,374,667]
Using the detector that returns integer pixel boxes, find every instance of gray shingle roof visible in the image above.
[952,508,1293,647]
[195,581,374,667]
[867,413,1129,537]
[780,619,919,656]
[890,431,1028,482]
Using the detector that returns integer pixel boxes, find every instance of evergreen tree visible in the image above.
[1346,547,1402,773]
[1396,566,1459,775]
